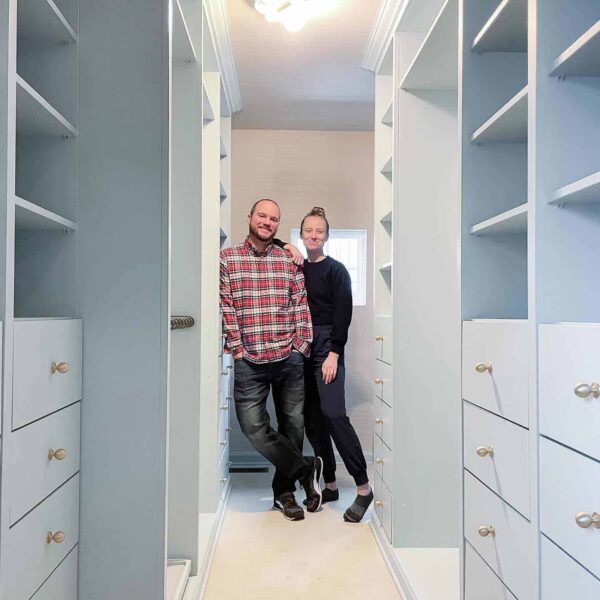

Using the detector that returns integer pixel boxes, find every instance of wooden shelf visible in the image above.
[202,81,215,124]
[472,0,527,53]
[173,0,197,64]
[18,0,78,44]
[471,86,527,144]
[14,196,77,231]
[380,210,392,225]
[220,137,228,159]
[551,171,600,205]
[380,155,393,181]
[470,203,527,235]
[399,0,458,91]
[220,182,228,201]
[550,20,600,77]
[381,101,393,127]
[379,261,392,272]
[16,75,77,137]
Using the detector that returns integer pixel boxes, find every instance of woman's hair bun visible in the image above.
[311,206,326,218]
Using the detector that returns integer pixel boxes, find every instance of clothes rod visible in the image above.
[170,316,195,330]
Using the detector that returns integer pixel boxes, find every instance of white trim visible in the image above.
[203,0,242,114]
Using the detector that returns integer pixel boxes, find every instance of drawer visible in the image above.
[464,471,535,599]
[31,546,78,600]
[8,403,81,525]
[374,472,392,543]
[373,434,393,490]
[217,452,229,498]
[374,359,392,407]
[541,535,600,599]
[374,398,393,450]
[13,319,82,430]
[464,542,517,600]
[539,323,600,462]
[374,315,392,364]
[5,474,79,600]
[462,320,528,427]
[540,437,600,579]
[463,402,530,518]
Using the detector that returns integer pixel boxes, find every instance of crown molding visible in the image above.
[204,0,242,115]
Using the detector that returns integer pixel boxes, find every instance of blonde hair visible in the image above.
[300,206,329,238]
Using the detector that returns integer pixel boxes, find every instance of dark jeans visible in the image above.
[234,351,311,497]
[304,325,369,487]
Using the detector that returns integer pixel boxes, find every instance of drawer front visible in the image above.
[373,434,393,488]
[374,472,392,543]
[8,403,81,525]
[462,320,528,426]
[374,359,392,407]
[217,452,229,498]
[463,402,530,518]
[374,315,392,365]
[31,546,78,600]
[5,474,79,600]
[541,535,600,600]
[13,319,82,429]
[540,437,600,578]
[374,398,393,450]
[464,472,535,599]
[539,323,600,462]
[465,543,517,600]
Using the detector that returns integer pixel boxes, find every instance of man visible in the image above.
[220,198,322,521]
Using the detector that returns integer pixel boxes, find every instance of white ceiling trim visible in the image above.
[204,0,243,114]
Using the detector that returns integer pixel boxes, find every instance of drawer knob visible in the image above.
[221,370,229,376]
[475,362,492,374]
[476,446,494,458]
[220,441,228,447]
[51,362,70,375]
[575,512,600,529]
[374,378,383,385]
[375,418,384,424]
[574,383,600,399]
[47,531,65,544]
[220,477,228,483]
[375,458,384,464]
[226,427,232,432]
[375,335,384,341]
[220,405,229,411]
[226,396,232,401]
[48,448,67,461]
[375,500,384,507]
[227,365,233,370]
[478,525,495,537]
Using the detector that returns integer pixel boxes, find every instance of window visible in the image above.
[290,228,367,306]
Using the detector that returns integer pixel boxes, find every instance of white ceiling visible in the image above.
[226,0,379,131]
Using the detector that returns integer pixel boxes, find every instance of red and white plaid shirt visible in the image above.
[220,237,312,364]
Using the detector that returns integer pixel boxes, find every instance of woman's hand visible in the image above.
[322,351,339,384]
[284,243,304,266]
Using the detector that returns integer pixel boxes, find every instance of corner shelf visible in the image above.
[399,0,458,91]
[15,196,77,231]
[472,0,527,53]
[379,261,392,273]
[220,182,228,202]
[220,136,228,159]
[470,203,527,235]
[16,75,77,137]
[381,101,393,127]
[471,86,527,144]
[17,0,78,44]
[380,155,393,181]
[173,0,197,64]
[551,171,600,205]
[202,82,215,125]
[549,20,600,77]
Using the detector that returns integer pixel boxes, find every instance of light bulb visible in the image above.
[281,4,307,31]
[254,0,267,15]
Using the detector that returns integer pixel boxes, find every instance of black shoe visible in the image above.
[304,487,339,506]
[343,489,374,523]
[301,456,323,513]
[273,492,305,521]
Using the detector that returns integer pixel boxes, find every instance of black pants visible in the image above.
[304,325,369,487]
[234,352,311,497]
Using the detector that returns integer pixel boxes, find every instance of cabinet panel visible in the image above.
[539,323,600,462]
[374,397,393,450]
[374,359,392,407]
[464,542,517,600]
[31,546,78,600]
[374,315,392,364]
[462,320,528,426]
[13,319,82,429]
[463,401,530,518]
[373,433,393,490]
[374,472,392,543]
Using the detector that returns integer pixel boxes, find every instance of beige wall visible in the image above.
[229,129,375,464]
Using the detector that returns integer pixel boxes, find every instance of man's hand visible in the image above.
[284,243,304,266]
[322,351,339,384]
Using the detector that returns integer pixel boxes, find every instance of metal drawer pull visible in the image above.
[375,501,384,507]
[375,336,384,341]
[226,427,232,432]
[226,396,232,401]
[221,370,229,376]
[227,365,233,370]
[375,458,384,464]
[375,418,384,424]
[51,362,70,375]
[476,446,494,458]
[475,362,492,374]
[220,441,228,447]
[220,477,228,483]
[575,512,600,529]
[220,405,229,411]
[478,525,495,537]
[574,383,600,399]
[47,531,65,544]
[48,448,67,461]
[374,378,383,384]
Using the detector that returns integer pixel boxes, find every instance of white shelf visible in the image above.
[220,182,228,201]
[16,75,77,137]
[14,196,77,231]
[381,101,393,127]
[470,203,527,235]
[380,210,392,225]
[202,82,215,124]
[379,261,392,272]
[471,86,527,144]
[549,20,600,77]
[472,0,527,53]
[551,171,600,205]
[18,0,78,44]
[220,136,228,159]
[399,0,458,91]
[380,155,393,180]
[173,0,197,64]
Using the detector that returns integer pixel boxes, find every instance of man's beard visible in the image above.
[249,222,276,242]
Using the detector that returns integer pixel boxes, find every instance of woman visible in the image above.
[275,207,373,523]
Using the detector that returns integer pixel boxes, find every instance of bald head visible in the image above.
[250,198,280,217]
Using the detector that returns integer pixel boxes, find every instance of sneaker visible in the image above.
[303,487,339,506]
[301,456,323,513]
[273,492,305,521]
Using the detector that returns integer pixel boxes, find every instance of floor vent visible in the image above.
[229,467,269,473]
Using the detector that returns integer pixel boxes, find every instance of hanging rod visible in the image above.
[170,316,195,330]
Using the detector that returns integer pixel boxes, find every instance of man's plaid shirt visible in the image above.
[219,237,313,364]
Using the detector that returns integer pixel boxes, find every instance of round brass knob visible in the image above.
[227,365,233,370]
[476,446,494,458]
[375,336,384,341]
[375,418,384,424]
[575,512,600,529]
[226,427,232,432]
[220,477,228,483]
[375,501,384,507]
[221,370,228,376]
[374,378,383,384]
[574,383,600,399]
[47,531,65,544]
[51,362,70,375]
[375,458,384,464]
[48,448,67,461]
[475,362,492,374]
[220,440,228,447]
[220,405,229,411]
[478,525,495,537]
[226,396,232,401]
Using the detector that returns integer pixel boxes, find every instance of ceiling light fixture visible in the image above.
[254,0,338,32]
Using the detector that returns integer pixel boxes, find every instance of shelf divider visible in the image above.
[472,0,527,53]
[18,0,78,44]
[470,203,527,235]
[380,155,393,181]
[471,86,528,144]
[381,101,393,127]
[173,0,196,64]
[551,171,600,205]
[379,261,392,272]
[14,196,77,231]
[220,182,228,201]
[549,20,600,77]
[203,81,215,125]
